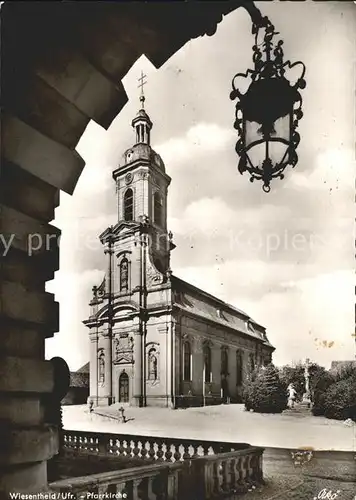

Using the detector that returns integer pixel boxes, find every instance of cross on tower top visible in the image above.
[138,71,147,109]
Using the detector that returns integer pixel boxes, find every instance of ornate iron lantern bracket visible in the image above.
[230,16,306,192]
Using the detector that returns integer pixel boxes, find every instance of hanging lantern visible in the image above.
[230,17,306,192]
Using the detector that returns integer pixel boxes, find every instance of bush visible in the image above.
[323,375,356,421]
[243,364,287,414]
[311,370,336,416]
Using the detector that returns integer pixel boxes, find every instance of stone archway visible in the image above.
[1,1,265,493]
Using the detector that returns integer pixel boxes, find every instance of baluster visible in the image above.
[116,481,127,499]
[182,443,190,461]
[218,459,226,493]
[132,478,143,500]
[117,439,125,457]
[224,458,233,493]
[178,445,185,462]
[156,440,164,462]
[241,455,248,484]
[127,439,133,457]
[258,452,263,481]
[231,457,237,490]
[133,439,141,460]
[167,468,179,500]
[148,441,156,461]
[113,438,120,455]
[165,443,173,462]
[246,454,252,482]
[141,441,149,460]
[235,457,242,484]
[108,438,113,455]
[210,461,218,494]
[122,439,129,457]
[173,445,181,463]
[191,444,200,459]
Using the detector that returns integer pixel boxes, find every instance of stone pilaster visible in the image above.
[132,330,143,406]
[89,331,99,405]
[102,331,113,405]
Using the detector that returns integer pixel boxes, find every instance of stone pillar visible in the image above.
[102,331,113,406]
[133,330,143,406]
[89,331,98,406]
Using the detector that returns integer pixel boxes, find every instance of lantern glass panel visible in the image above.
[245,113,292,170]
[269,113,291,166]
[245,120,262,149]
[246,142,265,170]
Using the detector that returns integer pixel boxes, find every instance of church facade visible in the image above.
[84,97,275,408]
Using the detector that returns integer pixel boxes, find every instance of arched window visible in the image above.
[124,188,134,222]
[153,192,163,227]
[119,258,129,292]
[236,350,243,386]
[203,345,212,383]
[98,351,105,385]
[221,347,228,376]
[148,347,158,381]
[183,341,191,381]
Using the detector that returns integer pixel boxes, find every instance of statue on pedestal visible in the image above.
[287,383,297,409]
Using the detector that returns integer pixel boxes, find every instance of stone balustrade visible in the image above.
[51,440,264,499]
[197,448,264,498]
[50,462,181,499]
[63,429,250,462]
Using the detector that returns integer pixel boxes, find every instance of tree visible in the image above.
[243,364,287,414]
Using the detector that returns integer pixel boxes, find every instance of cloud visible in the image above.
[169,197,293,236]
[154,123,235,168]
[174,261,354,368]
[290,148,355,191]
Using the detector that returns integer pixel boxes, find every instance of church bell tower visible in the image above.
[86,73,175,408]
[111,73,174,281]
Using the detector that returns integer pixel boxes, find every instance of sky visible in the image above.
[45,1,356,371]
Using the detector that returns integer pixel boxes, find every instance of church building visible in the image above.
[84,88,275,408]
